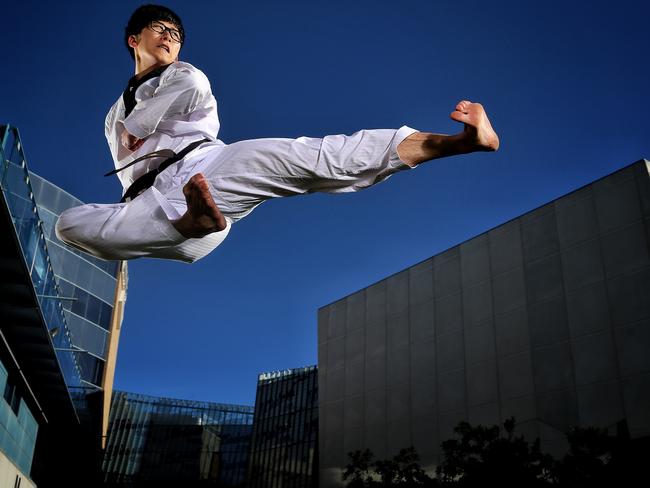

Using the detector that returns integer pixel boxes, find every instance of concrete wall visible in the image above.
[0,452,36,488]
[318,160,650,487]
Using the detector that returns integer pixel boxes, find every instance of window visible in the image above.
[3,379,21,415]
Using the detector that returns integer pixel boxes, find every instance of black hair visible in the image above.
[124,4,185,60]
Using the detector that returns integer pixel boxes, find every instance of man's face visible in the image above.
[130,20,182,65]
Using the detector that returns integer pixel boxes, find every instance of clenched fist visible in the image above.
[121,128,145,152]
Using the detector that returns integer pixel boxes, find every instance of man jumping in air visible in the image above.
[56,4,499,264]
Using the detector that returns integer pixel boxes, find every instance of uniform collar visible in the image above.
[122,63,173,118]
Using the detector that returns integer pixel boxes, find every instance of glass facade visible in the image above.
[103,390,254,486]
[0,124,83,396]
[1,123,131,485]
[248,366,319,488]
[28,171,122,389]
[0,360,38,476]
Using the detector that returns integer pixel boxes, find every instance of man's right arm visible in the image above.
[122,65,212,140]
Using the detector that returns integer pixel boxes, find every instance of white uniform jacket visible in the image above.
[57,61,233,263]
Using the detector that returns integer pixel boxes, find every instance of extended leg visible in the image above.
[165,125,422,228]
[397,101,499,167]
[170,100,499,235]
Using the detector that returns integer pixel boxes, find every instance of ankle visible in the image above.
[447,132,474,155]
[171,215,191,238]
[398,132,437,166]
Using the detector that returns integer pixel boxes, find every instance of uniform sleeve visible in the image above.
[123,66,211,139]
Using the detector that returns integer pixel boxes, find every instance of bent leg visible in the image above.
[171,173,228,239]
[55,186,230,263]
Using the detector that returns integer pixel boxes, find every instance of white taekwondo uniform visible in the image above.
[55,61,419,263]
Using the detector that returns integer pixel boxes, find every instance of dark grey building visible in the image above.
[317,159,650,486]
[247,366,319,488]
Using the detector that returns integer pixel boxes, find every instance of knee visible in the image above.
[54,209,76,245]
[55,208,92,253]
[55,208,114,260]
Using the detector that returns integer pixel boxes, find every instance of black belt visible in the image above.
[105,138,211,203]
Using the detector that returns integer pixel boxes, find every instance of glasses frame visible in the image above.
[147,21,183,44]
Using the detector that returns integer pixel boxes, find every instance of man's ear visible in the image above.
[128,34,140,49]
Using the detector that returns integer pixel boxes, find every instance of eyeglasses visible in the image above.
[147,21,182,44]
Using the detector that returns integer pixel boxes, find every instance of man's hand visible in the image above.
[121,128,145,152]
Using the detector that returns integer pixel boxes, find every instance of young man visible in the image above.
[56,4,499,263]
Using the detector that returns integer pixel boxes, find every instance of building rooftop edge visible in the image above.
[28,170,85,206]
[112,388,255,410]
[318,157,650,310]
[257,364,317,381]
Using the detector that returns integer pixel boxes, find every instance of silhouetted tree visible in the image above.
[552,424,648,487]
[552,426,613,486]
[343,447,437,486]
[375,447,437,486]
[343,417,644,487]
[435,417,555,487]
[342,449,376,487]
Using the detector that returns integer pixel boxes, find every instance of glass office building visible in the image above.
[1,123,129,485]
[247,366,319,488]
[103,390,255,486]
[27,157,130,458]
[317,159,650,487]
[1,124,86,485]
[0,125,84,401]
[28,171,122,391]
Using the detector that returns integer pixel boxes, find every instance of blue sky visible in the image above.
[2,0,649,406]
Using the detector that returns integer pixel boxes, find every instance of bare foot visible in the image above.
[450,100,500,151]
[172,173,227,238]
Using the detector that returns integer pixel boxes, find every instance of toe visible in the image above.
[450,110,469,123]
[456,100,471,112]
[198,177,211,192]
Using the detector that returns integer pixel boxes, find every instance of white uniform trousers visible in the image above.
[56,126,418,263]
